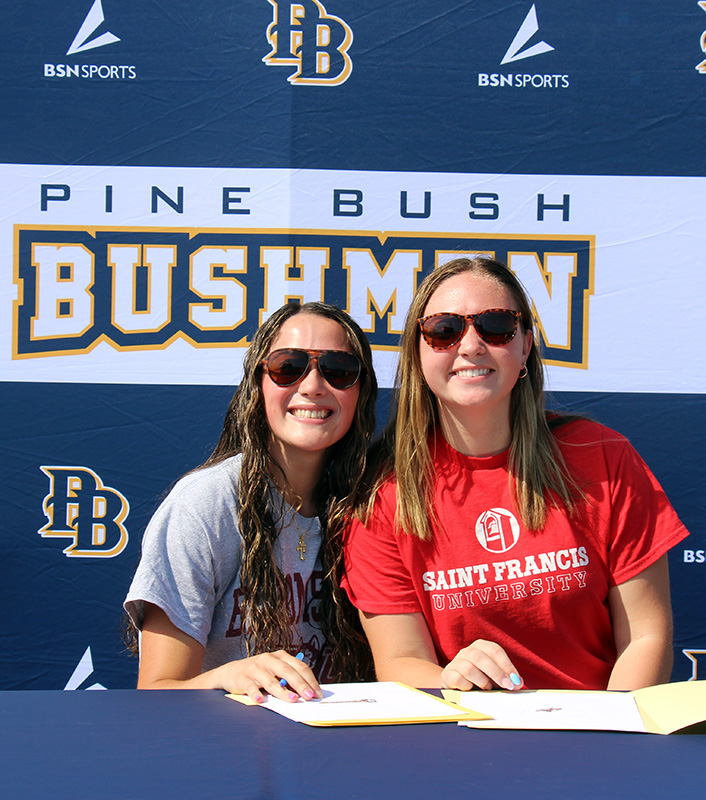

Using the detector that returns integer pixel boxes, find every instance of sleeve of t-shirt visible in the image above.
[341,486,422,615]
[124,470,241,647]
[606,438,690,586]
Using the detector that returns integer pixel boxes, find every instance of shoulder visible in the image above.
[369,472,399,517]
[348,473,397,540]
[162,454,243,515]
[550,417,629,452]
[550,418,656,488]
[143,455,244,547]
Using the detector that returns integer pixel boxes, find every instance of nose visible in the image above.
[297,356,326,395]
[457,319,487,355]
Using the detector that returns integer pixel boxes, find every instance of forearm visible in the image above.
[138,663,229,691]
[361,611,522,691]
[374,656,444,688]
[137,604,320,700]
[360,610,444,687]
[607,556,674,691]
[607,633,673,691]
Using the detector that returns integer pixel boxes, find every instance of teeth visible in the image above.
[456,368,491,378]
[291,409,330,419]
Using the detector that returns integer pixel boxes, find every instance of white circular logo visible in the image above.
[475,508,520,553]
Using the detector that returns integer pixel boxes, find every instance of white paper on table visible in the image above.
[228,681,487,726]
[449,690,647,732]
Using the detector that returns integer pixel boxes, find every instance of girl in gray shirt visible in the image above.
[125,302,377,703]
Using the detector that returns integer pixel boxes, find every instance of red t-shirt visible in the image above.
[342,420,689,689]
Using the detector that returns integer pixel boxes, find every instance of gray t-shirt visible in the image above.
[124,455,329,674]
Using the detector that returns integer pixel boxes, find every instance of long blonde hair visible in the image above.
[364,257,582,540]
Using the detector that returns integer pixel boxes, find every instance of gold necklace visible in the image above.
[297,534,307,561]
[291,513,317,561]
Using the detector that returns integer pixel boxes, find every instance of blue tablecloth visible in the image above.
[1,689,704,799]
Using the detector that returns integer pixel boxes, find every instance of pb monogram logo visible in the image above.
[39,466,129,557]
[263,0,353,85]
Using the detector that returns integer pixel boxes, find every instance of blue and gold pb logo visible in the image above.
[39,466,129,557]
[264,0,353,85]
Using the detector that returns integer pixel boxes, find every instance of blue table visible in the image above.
[1,689,704,799]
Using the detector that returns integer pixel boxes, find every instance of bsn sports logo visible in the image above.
[39,466,129,557]
[479,4,569,89]
[500,3,553,65]
[697,2,706,73]
[263,0,353,85]
[67,0,120,55]
[44,0,136,80]
[64,646,107,690]
[683,542,706,563]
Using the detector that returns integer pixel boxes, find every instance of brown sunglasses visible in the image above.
[418,309,521,349]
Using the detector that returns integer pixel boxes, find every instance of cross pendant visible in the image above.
[297,535,306,561]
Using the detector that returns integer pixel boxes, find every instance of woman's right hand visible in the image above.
[212,650,323,704]
[440,639,523,691]
[137,603,322,702]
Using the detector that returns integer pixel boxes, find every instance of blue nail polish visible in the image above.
[510,672,521,687]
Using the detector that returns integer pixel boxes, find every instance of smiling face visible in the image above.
[419,271,532,450]
[261,313,361,469]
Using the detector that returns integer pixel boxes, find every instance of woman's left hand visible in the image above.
[440,639,523,691]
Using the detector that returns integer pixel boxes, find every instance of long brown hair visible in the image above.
[207,301,377,680]
[364,257,582,540]
[128,302,376,680]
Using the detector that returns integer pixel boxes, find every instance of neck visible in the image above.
[268,443,326,517]
[437,402,512,457]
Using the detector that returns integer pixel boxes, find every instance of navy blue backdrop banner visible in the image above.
[1,1,705,689]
